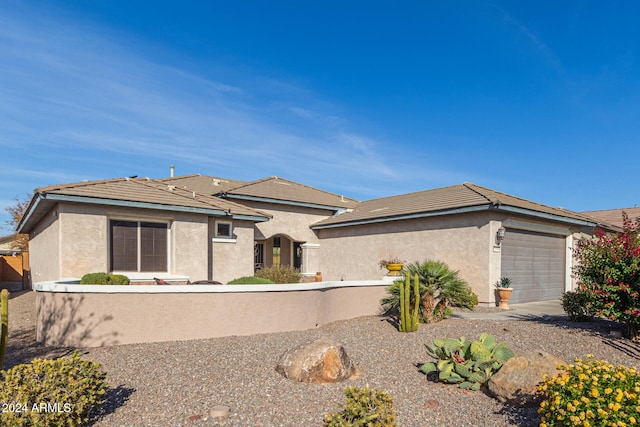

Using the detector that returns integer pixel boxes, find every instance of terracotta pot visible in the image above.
[385,263,404,276]
[497,288,513,309]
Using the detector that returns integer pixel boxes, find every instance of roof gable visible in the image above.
[223,176,359,209]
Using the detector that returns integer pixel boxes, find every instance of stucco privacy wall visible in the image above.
[33,203,211,280]
[317,211,497,302]
[34,281,390,347]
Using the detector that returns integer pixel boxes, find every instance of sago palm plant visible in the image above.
[381,260,478,323]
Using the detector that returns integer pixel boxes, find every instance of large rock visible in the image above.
[487,350,566,407]
[275,337,357,384]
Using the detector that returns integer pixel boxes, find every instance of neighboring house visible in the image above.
[17,175,610,305]
[581,207,640,229]
[0,233,28,287]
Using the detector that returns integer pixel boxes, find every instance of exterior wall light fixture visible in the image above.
[496,227,506,245]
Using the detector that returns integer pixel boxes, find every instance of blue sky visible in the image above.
[1,1,639,232]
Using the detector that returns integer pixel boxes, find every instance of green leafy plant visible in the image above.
[573,212,640,337]
[1,289,8,369]
[80,272,130,285]
[0,351,108,426]
[255,265,300,284]
[420,333,516,390]
[495,277,513,288]
[323,385,397,427]
[562,288,597,322]
[381,259,478,323]
[227,276,275,284]
[538,355,640,427]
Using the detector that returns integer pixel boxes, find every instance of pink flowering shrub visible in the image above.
[573,213,640,337]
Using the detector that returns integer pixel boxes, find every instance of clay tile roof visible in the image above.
[159,174,247,195]
[312,182,597,228]
[581,207,640,229]
[224,176,359,209]
[18,177,270,233]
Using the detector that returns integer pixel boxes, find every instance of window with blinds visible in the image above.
[110,220,167,272]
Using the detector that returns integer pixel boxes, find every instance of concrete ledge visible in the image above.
[34,278,393,347]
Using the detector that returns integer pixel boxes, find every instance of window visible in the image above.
[215,221,233,238]
[110,220,167,272]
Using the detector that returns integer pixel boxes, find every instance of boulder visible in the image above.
[275,337,357,384]
[487,350,566,407]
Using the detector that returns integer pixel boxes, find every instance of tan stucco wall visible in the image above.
[248,202,331,243]
[29,208,60,282]
[35,282,389,347]
[29,203,212,281]
[210,219,255,283]
[317,212,496,302]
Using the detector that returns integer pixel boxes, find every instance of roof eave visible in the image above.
[312,203,602,230]
[311,204,491,229]
[494,205,598,227]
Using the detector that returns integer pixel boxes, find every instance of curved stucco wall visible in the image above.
[34,279,392,347]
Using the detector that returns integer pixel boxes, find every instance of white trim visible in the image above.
[212,237,237,243]
[565,234,573,292]
[33,277,395,293]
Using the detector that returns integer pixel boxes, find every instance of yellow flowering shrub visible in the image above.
[538,355,640,427]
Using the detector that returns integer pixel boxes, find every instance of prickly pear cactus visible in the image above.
[420,333,516,390]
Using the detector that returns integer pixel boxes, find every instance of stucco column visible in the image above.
[300,243,320,277]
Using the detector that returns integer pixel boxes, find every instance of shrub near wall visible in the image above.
[0,351,107,427]
[255,265,300,284]
[80,272,130,285]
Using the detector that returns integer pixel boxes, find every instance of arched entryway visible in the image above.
[254,234,303,272]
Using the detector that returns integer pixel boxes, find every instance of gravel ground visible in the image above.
[5,290,640,427]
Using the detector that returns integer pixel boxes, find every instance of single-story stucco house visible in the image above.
[17,173,614,306]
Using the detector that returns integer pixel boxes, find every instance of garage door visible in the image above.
[500,229,566,304]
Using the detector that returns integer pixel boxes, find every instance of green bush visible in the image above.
[381,260,478,323]
[255,265,300,284]
[80,272,130,285]
[420,333,516,390]
[0,351,108,426]
[227,276,275,284]
[538,355,640,427]
[562,289,597,322]
[323,385,397,427]
[573,212,640,337]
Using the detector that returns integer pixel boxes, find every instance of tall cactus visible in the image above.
[399,273,420,332]
[0,289,8,369]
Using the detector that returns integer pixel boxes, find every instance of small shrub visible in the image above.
[80,272,130,285]
[80,272,110,284]
[108,274,130,285]
[0,351,108,427]
[255,265,300,284]
[421,333,516,390]
[538,355,640,427]
[323,385,397,427]
[562,289,596,322]
[227,276,275,284]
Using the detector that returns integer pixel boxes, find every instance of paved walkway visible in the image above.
[450,299,566,320]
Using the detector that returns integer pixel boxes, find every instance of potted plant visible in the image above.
[495,277,513,309]
[379,256,405,276]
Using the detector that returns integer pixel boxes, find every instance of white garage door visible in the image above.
[500,229,566,304]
